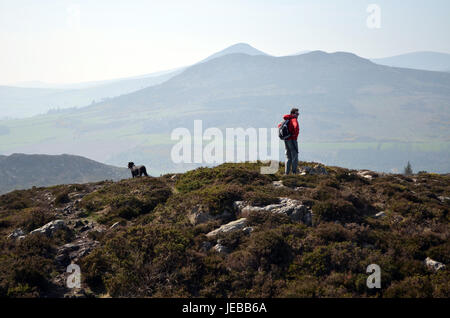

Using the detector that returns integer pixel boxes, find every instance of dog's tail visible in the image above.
[143,167,149,176]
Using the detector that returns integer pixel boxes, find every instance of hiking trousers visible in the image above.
[284,139,298,174]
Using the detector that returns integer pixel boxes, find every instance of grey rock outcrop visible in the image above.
[30,220,66,237]
[424,257,446,271]
[234,197,312,225]
[298,164,328,175]
[374,211,386,218]
[7,228,26,240]
[438,196,450,203]
[357,170,378,181]
[187,204,232,225]
[242,226,254,234]
[56,239,99,267]
[272,181,285,188]
[212,243,229,254]
[68,192,85,200]
[64,288,88,298]
[109,221,121,230]
[206,218,248,238]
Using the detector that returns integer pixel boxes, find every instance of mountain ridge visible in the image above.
[0,153,129,194]
[0,43,267,118]
[371,51,450,72]
[1,50,450,173]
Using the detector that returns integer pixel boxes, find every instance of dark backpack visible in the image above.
[278,119,291,140]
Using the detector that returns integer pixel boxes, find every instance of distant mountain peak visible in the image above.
[293,50,374,65]
[225,42,262,50]
[220,42,267,53]
[198,43,268,64]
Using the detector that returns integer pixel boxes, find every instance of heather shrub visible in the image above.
[183,184,243,215]
[247,229,293,273]
[175,163,273,193]
[81,224,193,297]
[0,233,56,297]
[427,242,450,264]
[81,177,171,224]
[247,210,292,229]
[384,275,434,298]
[282,275,322,297]
[242,189,280,207]
[281,175,318,188]
[1,161,449,298]
[18,208,54,232]
[429,270,450,297]
[312,200,360,223]
[54,190,70,205]
[0,190,32,210]
[313,222,357,243]
[311,185,340,201]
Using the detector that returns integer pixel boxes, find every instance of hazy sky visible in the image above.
[1,0,449,85]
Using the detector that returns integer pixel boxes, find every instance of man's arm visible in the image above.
[293,118,299,139]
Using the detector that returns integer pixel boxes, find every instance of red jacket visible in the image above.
[282,114,299,140]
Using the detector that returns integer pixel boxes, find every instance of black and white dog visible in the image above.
[128,162,149,178]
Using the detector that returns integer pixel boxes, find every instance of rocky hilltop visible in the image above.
[0,161,448,297]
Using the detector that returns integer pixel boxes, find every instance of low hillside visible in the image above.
[0,161,448,298]
[0,153,129,194]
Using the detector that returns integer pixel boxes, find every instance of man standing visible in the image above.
[282,108,299,174]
